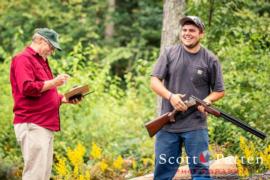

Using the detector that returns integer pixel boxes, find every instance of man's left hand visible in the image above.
[62,95,83,104]
[197,99,212,116]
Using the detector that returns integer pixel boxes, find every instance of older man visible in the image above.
[10,28,79,180]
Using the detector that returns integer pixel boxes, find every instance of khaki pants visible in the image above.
[14,123,54,180]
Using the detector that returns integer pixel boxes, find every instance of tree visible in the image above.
[157,0,185,114]
[105,0,116,40]
[160,0,185,54]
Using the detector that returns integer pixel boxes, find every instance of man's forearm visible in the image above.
[204,91,225,104]
[150,76,171,100]
[41,79,56,92]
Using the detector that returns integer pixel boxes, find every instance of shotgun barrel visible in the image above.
[190,95,266,140]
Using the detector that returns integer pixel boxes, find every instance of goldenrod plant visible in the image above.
[236,136,270,177]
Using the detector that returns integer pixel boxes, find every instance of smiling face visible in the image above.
[180,23,204,52]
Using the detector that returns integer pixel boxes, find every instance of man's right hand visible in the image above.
[169,93,188,112]
[53,74,70,87]
[41,74,70,93]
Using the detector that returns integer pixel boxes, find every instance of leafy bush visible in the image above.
[0,0,269,178]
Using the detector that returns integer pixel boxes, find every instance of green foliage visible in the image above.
[114,0,163,46]
[0,0,269,178]
[52,44,158,177]
[187,0,270,51]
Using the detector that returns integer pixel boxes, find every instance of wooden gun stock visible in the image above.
[145,110,177,137]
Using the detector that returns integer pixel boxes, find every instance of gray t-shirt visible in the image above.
[151,44,224,133]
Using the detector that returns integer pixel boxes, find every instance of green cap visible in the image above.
[35,28,62,51]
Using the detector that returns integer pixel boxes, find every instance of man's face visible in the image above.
[39,38,55,58]
[180,24,204,49]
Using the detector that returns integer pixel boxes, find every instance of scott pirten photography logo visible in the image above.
[158,151,265,175]
[159,150,211,165]
[158,151,264,166]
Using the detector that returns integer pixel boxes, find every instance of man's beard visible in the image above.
[184,39,200,49]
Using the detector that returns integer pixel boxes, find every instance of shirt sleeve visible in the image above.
[14,56,44,97]
[209,59,225,92]
[151,47,170,80]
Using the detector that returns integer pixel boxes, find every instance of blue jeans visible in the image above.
[154,129,212,180]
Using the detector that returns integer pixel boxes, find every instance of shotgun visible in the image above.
[145,95,266,140]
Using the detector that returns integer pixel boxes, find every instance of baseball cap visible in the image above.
[35,28,62,51]
[179,16,205,32]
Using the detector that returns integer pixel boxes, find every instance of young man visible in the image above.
[10,28,81,180]
[150,16,225,179]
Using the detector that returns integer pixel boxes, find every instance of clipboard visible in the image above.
[64,85,90,101]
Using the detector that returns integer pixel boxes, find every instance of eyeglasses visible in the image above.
[42,38,55,50]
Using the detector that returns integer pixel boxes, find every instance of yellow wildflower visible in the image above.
[260,144,270,169]
[79,175,84,180]
[99,159,108,172]
[85,171,91,180]
[239,136,245,150]
[55,156,67,176]
[132,160,137,169]
[239,136,255,160]
[113,155,124,170]
[90,143,102,159]
[208,144,213,152]
[142,158,154,166]
[67,143,86,167]
[73,165,79,177]
[67,143,86,176]
[236,158,249,177]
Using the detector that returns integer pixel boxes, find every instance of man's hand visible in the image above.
[41,74,70,93]
[62,94,83,104]
[197,98,212,116]
[169,93,188,112]
[53,74,70,87]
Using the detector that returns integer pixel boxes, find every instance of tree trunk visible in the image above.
[157,0,185,115]
[105,0,115,40]
[160,0,185,54]
[208,0,215,27]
